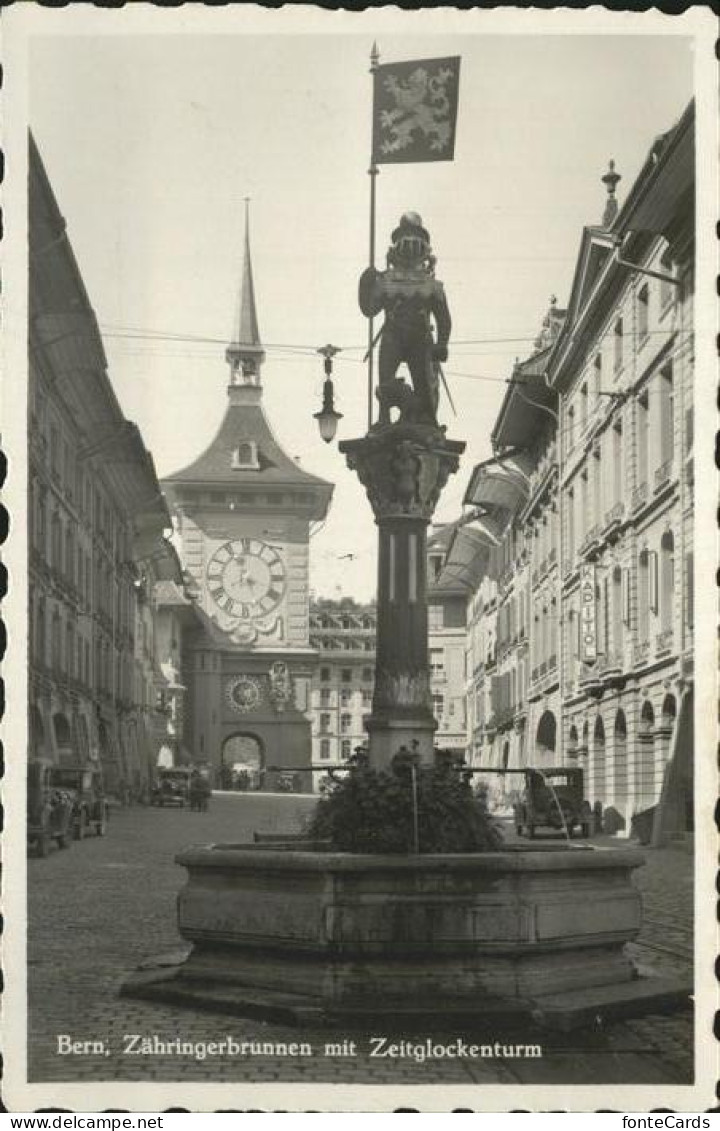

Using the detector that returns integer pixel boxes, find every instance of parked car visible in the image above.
[49,765,108,839]
[27,760,75,857]
[514,767,592,839]
[150,767,193,807]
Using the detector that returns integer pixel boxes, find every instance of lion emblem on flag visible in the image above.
[379,65,454,156]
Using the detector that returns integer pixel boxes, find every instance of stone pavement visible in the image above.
[26,795,694,1089]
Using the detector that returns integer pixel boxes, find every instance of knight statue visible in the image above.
[359,212,451,428]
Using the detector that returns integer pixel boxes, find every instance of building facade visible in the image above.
[308,600,376,785]
[28,135,181,799]
[443,102,694,839]
[427,525,469,754]
[162,213,333,791]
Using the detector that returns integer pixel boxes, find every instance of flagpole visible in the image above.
[367,41,380,432]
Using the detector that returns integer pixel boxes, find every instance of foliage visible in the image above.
[307,752,503,855]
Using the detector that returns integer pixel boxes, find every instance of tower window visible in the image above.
[232,441,259,469]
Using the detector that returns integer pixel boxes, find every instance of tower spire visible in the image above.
[226,197,265,385]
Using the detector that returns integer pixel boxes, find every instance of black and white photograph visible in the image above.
[2,5,717,1114]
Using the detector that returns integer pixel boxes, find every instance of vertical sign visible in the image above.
[580,563,598,664]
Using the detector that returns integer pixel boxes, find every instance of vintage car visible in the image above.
[513,766,592,839]
[27,760,75,857]
[49,765,108,839]
[151,767,193,807]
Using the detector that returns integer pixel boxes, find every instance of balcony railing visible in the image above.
[633,640,651,666]
[631,482,649,512]
[654,459,673,492]
[655,628,674,656]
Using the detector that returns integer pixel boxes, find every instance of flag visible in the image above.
[372,56,461,165]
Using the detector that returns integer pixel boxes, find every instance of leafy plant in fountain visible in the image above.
[307,750,503,854]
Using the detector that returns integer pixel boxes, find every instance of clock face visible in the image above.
[206,538,286,621]
[226,675,263,714]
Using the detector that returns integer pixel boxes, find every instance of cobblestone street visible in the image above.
[28,794,694,1090]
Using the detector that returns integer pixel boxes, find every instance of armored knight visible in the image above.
[359,212,451,427]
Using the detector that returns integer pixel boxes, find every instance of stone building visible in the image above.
[427,524,469,754]
[28,134,180,797]
[443,101,695,839]
[308,600,376,785]
[162,210,333,791]
[549,100,694,840]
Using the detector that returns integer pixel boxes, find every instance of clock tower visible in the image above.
[162,207,333,790]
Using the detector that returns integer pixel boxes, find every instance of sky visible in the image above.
[27,24,694,601]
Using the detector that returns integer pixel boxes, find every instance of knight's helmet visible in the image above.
[389,212,433,267]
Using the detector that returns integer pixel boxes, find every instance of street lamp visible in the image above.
[313,344,343,443]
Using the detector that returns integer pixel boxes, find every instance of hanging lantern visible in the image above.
[314,344,343,443]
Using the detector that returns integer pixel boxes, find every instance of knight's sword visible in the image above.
[437,363,457,416]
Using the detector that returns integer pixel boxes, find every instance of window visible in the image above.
[341,740,352,759]
[659,249,674,312]
[428,603,443,630]
[659,364,674,466]
[320,688,331,707]
[35,599,46,663]
[362,666,373,682]
[50,424,60,478]
[637,391,649,486]
[432,693,444,718]
[580,383,588,430]
[362,689,372,707]
[686,551,694,630]
[320,666,331,682]
[593,353,602,398]
[341,668,352,683]
[614,318,624,374]
[637,284,649,344]
[51,611,62,671]
[340,688,351,706]
[319,713,331,734]
[660,532,674,633]
[612,567,624,655]
[430,554,443,582]
[320,739,330,760]
[232,441,258,469]
[637,551,650,642]
[566,405,575,452]
[593,447,602,525]
[612,418,623,506]
[340,713,352,734]
[429,649,444,675]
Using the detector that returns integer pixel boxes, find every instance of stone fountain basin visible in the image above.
[163,841,647,1014]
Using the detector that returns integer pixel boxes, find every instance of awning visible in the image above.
[464,450,533,513]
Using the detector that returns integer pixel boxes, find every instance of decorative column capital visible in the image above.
[339,423,465,523]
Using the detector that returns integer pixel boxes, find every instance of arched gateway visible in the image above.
[222,733,264,792]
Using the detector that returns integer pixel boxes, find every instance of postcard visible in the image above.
[2,4,717,1114]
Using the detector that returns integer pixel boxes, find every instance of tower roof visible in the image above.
[226,199,265,379]
[163,204,333,521]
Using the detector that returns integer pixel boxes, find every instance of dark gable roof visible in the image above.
[163,394,331,493]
